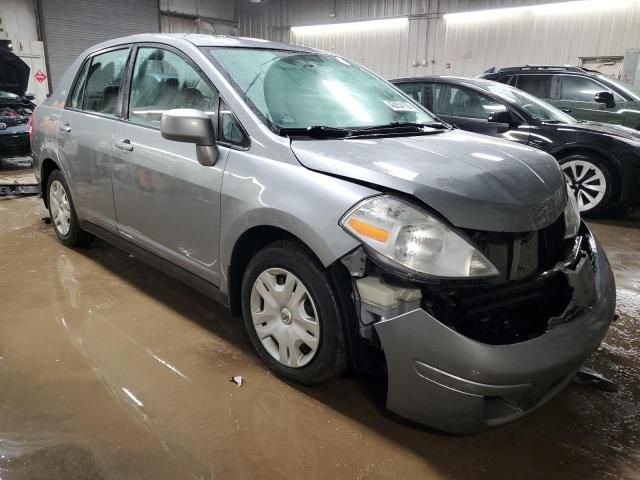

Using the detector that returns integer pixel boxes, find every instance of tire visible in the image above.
[241,241,347,385]
[46,169,93,247]
[558,153,615,216]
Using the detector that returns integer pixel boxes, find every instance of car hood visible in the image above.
[559,120,640,142]
[290,129,567,232]
[0,48,29,97]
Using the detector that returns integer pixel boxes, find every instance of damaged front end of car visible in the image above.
[339,190,616,434]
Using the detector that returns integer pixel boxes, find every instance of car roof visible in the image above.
[490,66,601,76]
[82,33,317,54]
[392,75,499,88]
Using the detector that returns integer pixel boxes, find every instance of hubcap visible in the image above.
[561,160,607,212]
[49,180,71,236]
[250,268,320,368]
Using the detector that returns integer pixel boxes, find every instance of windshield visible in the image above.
[598,75,640,101]
[205,47,435,131]
[485,83,576,124]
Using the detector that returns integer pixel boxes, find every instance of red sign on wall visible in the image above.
[34,70,47,83]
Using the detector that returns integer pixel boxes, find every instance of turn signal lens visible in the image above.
[347,218,390,242]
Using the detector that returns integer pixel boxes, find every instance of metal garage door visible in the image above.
[38,0,159,89]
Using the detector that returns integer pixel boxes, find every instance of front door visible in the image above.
[112,46,227,285]
[59,47,131,232]
[552,74,627,125]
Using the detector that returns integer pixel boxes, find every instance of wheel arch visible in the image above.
[40,157,61,207]
[227,225,325,316]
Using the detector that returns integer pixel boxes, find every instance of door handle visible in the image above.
[115,139,134,152]
[59,123,71,133]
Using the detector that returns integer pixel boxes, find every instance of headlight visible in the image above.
[564,184,580,239]
[340,195,499,279]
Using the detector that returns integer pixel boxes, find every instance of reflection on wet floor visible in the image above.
[1,191,639,479]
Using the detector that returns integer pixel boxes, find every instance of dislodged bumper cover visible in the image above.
[374,233,615,434]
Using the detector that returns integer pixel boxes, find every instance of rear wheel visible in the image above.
[47,169,93,247]
[241,241,346,385]
[559,154,614,215]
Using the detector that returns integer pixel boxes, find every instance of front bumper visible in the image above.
[374,231,616,434]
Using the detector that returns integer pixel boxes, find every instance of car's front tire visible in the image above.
[559,153,614,216]
[241,241,347,385]
[46,169,93,247]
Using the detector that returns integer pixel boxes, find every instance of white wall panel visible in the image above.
[237,0,640,79]
[160,0,235,20]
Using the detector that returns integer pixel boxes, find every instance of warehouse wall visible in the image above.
[160,0,237,35]
[236,0,640,79]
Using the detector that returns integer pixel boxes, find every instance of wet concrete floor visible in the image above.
[1,165,639,479]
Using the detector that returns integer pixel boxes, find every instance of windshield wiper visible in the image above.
[278,125,352,139]
[357,121,450,131]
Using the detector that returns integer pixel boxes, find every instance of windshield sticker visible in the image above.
[384,100,418,112]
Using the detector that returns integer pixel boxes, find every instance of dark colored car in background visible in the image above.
[481,66,640,130]
[0,48,35,157]
[392,76,640,215]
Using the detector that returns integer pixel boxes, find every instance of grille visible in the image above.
[0,134,30,155]
[424,270,573,345]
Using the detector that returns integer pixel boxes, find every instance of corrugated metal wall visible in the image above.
[38,0,160,88]
[160,0,237,35]
[237,0,640,78]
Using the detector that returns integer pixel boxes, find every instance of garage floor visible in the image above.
[1,157,639,480]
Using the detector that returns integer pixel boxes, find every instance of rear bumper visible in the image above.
[374,230,615,434]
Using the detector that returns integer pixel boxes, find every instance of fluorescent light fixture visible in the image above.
[291,17,408,34]
[443,0,634,23]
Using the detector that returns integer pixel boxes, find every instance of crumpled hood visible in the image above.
[291,129,567,232]
[0,48,29,97]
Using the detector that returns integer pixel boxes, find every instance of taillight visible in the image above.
[28,112,34,140]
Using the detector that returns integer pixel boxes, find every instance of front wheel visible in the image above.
[559,154,614,216]
[241,241,346,385]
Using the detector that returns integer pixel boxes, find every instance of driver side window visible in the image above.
[435,86,506,119]
[128,47,218,128]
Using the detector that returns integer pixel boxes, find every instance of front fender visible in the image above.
[219,150,378,294]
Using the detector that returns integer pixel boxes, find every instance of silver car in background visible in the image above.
[31,34,615,434]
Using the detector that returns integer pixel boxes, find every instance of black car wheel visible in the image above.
[559,154,614,216]
[241,241,347,385]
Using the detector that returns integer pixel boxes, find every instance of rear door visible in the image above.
[59,46,131,231]
[112,44,248,286]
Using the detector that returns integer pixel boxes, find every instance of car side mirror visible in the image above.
[487,110,518,125]
[23,92,36,101]
[161,109,219,166]
[594,91,615,108]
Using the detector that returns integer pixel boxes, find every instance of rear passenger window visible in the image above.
[128,47,218,128]
[396,82,442,111]
[516,75,553,100]
[397,83,424,105]
[83,48,130,116]
[68,59,90,110]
